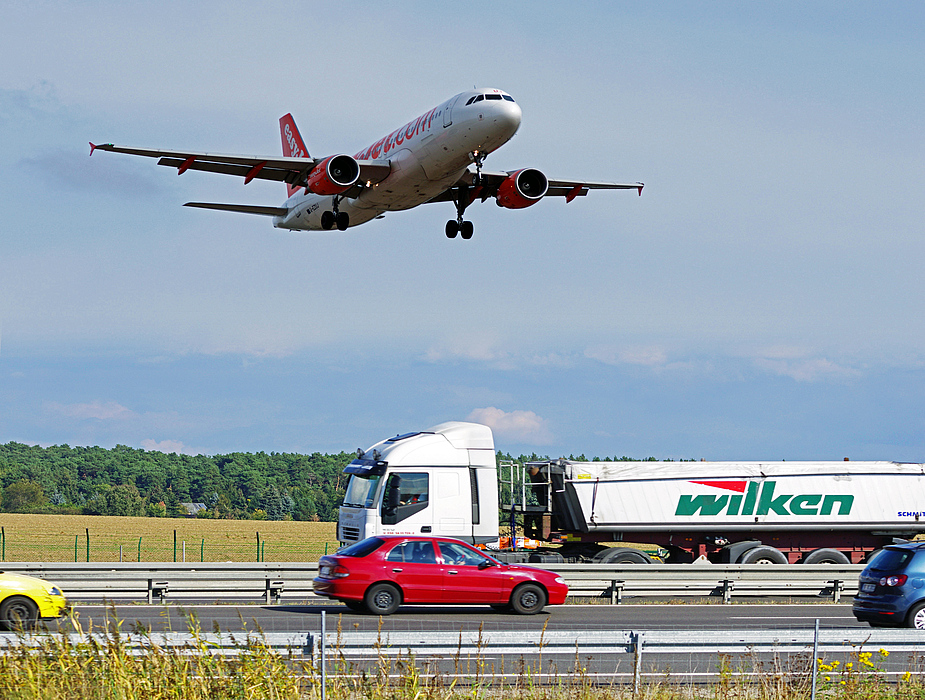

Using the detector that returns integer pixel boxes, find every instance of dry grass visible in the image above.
[0,513,337,562]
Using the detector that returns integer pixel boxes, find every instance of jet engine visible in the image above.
[306,155,360,195]
[495,168,549,209]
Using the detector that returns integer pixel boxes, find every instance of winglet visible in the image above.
[637,183,644,196]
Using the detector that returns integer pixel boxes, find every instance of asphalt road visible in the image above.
[61,601,866,635]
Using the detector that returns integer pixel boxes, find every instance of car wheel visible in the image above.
[364,583,401,616]
[907,601,925,629]
[510,583,547,615]
[343,600,366,612]
[0,596,38,631]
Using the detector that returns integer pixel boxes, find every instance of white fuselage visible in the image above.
[273,89,522,231]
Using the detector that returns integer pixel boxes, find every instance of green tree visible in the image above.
[2,480,46,513]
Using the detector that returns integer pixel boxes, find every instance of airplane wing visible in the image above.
[427,168,643,204]
[89,143,391,192]
[184,202,288,216]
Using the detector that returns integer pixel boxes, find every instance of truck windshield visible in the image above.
[343,474,381,508]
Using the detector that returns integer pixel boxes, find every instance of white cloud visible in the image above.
[466,407,554,445]
[754,357,860,382]
[140,439,205,456]
[585,345,668,367]
[47,400,134,420]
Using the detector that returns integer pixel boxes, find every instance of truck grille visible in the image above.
[340,525,360,542]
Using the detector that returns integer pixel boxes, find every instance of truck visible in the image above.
[336,421,925,564]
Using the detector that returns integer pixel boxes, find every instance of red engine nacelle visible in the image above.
[306,154,360,195]
[495,168,549,209]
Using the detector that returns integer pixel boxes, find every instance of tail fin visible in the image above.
[279,113,310,197]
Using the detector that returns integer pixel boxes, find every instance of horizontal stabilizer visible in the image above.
[184,202,288,217]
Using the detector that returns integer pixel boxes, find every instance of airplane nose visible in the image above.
[496,101,522,137]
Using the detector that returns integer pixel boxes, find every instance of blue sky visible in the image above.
[1,3,923,460]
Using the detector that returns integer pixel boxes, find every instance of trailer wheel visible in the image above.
[738,546,788,565]
[802,548,850,565]
[592,547,652,565]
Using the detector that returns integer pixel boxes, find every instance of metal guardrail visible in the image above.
[0,562,865,603]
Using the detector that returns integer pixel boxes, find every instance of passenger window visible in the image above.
[386,541,436,564]
[438,541,491,567]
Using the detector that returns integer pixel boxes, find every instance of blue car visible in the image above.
[853,542,925,628]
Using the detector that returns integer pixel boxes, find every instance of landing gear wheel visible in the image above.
[364,583,401,616]
[445,220,459,238]
[321,211,335,230]
[0,596,38,631]
[460,221,474,239]
[335,212,349,231]
[510,583,546,615]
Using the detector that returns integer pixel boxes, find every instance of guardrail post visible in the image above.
[722,579,735,604]
[609,579,624,605]
[265,579,284,604]
[147,579,168,604]
[632,631,644,695]
[828,579,844,603]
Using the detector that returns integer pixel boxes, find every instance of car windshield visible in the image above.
[343,474,381,508]
[869,548,915,570]
[336,537,385,557]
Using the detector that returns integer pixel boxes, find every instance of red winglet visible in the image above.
[244,161,267,185]
[637,184,644,196]
[177,155,197,175]
[566,185,583,203]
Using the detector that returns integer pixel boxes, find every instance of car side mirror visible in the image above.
[478,559,496,570]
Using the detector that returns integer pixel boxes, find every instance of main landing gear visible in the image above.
[320,196,349,231]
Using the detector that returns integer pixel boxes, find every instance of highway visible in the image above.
[60,601,865,634]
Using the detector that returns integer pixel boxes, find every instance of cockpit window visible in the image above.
[486,94,503,100]
[474,95,484,102]
[502,95,515,102]
[465,96,476,105]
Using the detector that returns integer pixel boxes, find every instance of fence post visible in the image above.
[320,609,327,700]
[811,618,819,700]
[256,532,260,562]
[1,527,4,562]
[85,528,90,562]
[138,537,142,562]
[74,535,78,563]
[173,530,177,563]
[201,538,204,563]
[633,631,644,696]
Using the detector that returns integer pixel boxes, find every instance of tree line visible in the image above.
[0,442,354,521]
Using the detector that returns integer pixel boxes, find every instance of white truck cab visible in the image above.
[337,422,500,546]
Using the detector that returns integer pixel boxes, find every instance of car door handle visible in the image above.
[448,570,458,575]
[392,568,403,573]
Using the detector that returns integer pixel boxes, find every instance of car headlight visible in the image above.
[49,587,63,596]
[554,577,566,585]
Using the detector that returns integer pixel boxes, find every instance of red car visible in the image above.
[313,536,568,615]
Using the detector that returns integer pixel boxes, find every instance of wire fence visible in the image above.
[0,529,338,563]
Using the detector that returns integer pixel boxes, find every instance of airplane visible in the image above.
[90,88,643,240]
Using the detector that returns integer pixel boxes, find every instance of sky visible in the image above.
[1,2,923,461]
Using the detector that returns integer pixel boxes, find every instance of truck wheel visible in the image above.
[907,601,925,629]
[364,583,401,615]
[738,546,788,565]
[593,547,652,564]
[510,583,547,615]
[0,596,38,631]
[802,548,850,565]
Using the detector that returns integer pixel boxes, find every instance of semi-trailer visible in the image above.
[337,421,925,564]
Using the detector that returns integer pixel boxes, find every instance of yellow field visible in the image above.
[0,513,337,563]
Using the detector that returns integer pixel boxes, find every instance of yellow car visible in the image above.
[0,572,68,631]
